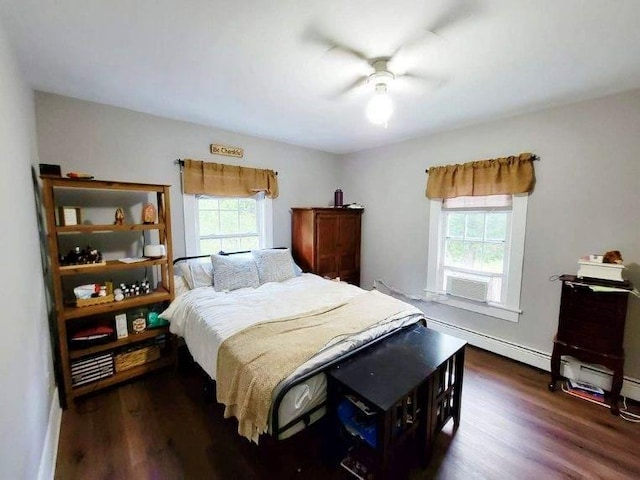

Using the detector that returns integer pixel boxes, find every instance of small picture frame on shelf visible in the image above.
[57,206,81,226]
[142,202,157,224]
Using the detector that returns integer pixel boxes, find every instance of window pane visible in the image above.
[444,239,465,268]
[482,243,505,273]
[220,237,242,252]
[219,198,238,210]
[238,198,256,214]
[198,209,220,236]
[199,197,218,209]
[240,236,259,250]
[446,213,465,239]
[485,213,507,241]
[239,210,257,233]
[465,213,485,241]
[220,210,240,234]
[200,238,222,255]
[463,241,484,270]
[197,196,261,255]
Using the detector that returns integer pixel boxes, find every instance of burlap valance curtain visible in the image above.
[183,159,279,198]
[425,153,535,199]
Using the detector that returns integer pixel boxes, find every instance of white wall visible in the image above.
[33,85,640,386]
[341,90,640,380]
[35,93,342,255]
[0,22,55,480]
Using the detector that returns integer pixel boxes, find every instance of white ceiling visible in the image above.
[2,0,640,154]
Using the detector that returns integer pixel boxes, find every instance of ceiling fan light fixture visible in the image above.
[368,69,395,87]
[366,84,393,126]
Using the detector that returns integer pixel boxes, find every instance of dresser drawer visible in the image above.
[557,281,628,353]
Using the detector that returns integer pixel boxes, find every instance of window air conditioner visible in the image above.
[446,277,489,302]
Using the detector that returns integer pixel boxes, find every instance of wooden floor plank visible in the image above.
[55,347,640,479]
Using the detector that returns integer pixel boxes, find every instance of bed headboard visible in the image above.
[173,247,287,265]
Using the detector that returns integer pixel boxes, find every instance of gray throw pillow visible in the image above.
[211,253,260,291]
[252,249,296,284]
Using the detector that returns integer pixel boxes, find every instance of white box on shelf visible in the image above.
[115,313,128,339]
[577,261,625,282]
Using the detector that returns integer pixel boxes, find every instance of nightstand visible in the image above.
[549,275,633,414]
[327,325,466,479]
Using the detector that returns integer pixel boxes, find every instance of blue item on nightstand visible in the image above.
[337,399,377,448]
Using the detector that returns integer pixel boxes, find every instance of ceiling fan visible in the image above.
[305,0,479,126]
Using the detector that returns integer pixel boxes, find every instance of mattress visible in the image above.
[161,273,423,439]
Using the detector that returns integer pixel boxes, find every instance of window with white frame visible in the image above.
[183,193,272,255]
[427,194,528,322]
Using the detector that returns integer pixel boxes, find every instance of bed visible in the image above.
[162,250,425,443]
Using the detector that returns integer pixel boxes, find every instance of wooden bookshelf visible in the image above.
[41,177,175,407]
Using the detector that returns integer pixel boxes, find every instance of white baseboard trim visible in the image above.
[426,317,640,402]
[37,388,61,480]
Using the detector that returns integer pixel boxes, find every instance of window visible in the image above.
[184,193,272,255]
[427,194,528,322]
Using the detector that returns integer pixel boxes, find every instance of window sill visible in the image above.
[424,290,520,323]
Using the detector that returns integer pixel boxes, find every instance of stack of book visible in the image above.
[565,379,605,403]
[71,353,114,387]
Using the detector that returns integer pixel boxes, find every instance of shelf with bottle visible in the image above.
[59,257,168,275]
[56,222,166,234]
[62,287,171,320]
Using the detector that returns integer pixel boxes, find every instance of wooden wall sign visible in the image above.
[210,144,244,158]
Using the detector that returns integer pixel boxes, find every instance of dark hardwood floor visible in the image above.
[55,346,640,479]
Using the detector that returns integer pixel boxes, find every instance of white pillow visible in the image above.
[173,275,191,297]
[252,248,296,284]
[178,259,213,289]
[211,254,260,291]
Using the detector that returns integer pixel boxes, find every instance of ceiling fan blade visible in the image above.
[327,43,370,63]
[389,0,480,61]
[327,75,369,99]
[302,26,369,63]
[426,0,480,35]
[390,29,443,59]
[396,72,447,91]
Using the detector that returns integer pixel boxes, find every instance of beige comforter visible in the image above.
[216,290,419,442]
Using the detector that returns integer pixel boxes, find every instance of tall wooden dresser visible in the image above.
[291,207,363,286]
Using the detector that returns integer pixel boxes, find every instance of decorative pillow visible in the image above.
[211,253,260,291]
[252,248,296,284]
[177,263,194,289]
[178,259,214,289]
[173,275,191,297]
